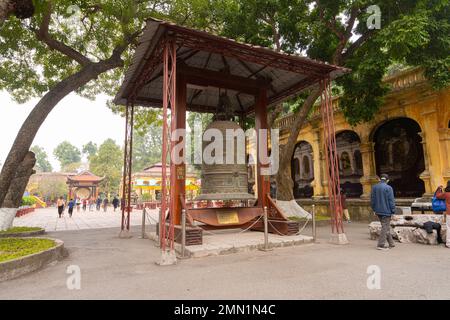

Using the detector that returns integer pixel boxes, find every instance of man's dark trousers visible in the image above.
[377,215,394,248]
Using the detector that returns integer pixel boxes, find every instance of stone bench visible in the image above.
[369,214,446,245]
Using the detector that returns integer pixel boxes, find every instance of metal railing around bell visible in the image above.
[140,200,317,258]
[140,206,271,256]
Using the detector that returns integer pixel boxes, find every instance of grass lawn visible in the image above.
[0,227,43,235]
[0,238,56,263]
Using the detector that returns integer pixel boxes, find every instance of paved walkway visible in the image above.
[13,207,158,231]
[1,222,450,299]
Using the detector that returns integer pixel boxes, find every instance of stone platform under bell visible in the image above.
[175,229,313,258]
[155,206,301,246]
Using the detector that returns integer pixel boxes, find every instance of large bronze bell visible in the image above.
[196,120,255,201]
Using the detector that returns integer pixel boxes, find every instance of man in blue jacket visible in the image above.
[67,198,75,218]
[371,174,396,251]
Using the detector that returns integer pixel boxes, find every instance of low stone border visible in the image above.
[368,214,447,245]
[0,238,66,282]
[16,207,35,217]
[0,228,45,238]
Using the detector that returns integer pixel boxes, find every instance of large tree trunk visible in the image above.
[274,89,321,218]
[2,151,35,208]
[276,89,321,201]
[276,145,294,201]
[0,58,123,208]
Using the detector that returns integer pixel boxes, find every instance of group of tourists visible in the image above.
[56,195,121,218]
[371,174,450,251]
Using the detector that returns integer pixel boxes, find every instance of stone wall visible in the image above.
[296,198,415,222]
[368,214,447,245]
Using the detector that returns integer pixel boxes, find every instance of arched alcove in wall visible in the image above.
[291,141,314,198]
[335,130,363,197]
[372,117,425,197]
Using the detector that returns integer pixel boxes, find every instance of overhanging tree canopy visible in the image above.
[0,0,170,208]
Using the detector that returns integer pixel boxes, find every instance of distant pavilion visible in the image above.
[67,171,104,200]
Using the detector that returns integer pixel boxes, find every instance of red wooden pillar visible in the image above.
[255,88,270,208]
[171,73,186,226]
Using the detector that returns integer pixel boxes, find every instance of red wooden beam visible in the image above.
[170,74,187,226]
[178,64,270,95]
[268,76,320,106]
[132,97,216,114]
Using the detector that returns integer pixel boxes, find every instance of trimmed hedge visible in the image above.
[21,196,36,206]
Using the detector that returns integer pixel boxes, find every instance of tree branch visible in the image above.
[110,29,141,61]
[332,6,360,65]
[283,89,321,159]
[344,6,359,40]
[342,29,377,62]
[268,104,284,128]
[316,0,344,40]
[33,3,92,66]
[260,15,281,51]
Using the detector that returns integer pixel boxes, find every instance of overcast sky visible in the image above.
[0,91,125,172]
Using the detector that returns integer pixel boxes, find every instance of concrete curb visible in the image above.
[183,236,314,259]
[146,231,314,259]
[0,238,66,282]
[0,229,45,238]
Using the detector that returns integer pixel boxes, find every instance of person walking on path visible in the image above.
[89,198,95,212]
[436,181,450,248]
[112,196,119,212]
[103,197,109,212]
[56,196,65,218]
[82,198,87,212]
[340,188,351,223]
[96,197,102,211]
[67,198,75,218]
[371,174,396,251]
[76,197,81,212]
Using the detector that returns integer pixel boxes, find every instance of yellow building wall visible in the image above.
[131,174,199,201]
[277,68,450,198]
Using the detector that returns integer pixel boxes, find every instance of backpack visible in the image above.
[432,190,446,212]
[422,221,444,244]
